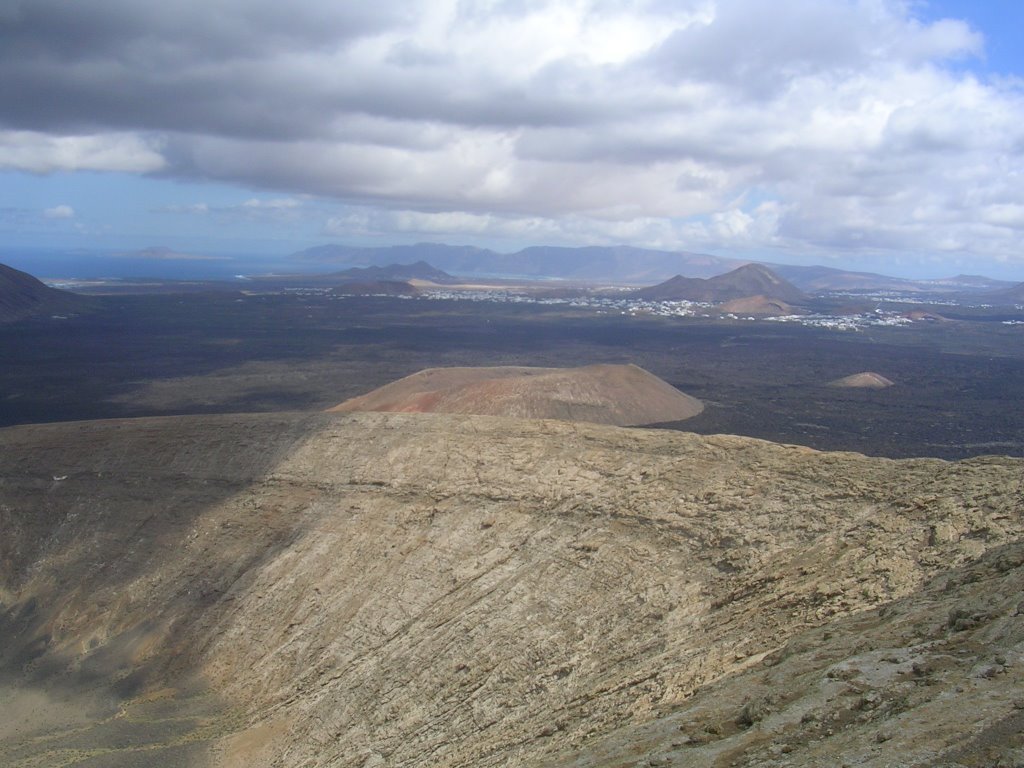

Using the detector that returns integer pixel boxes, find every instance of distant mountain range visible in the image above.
[327,260,455,283]
[292,242,740,282]
[291,242,1020,296]
[0,262,88,322]
[768,264,1018,295]
[247,260,456,289]
[630,264,808,304]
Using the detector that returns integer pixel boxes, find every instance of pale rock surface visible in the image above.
[828,372,896,388]
[0,412,1021,767]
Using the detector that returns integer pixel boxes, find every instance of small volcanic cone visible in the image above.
[718,295,798,316]
[828,372,895,389]
[902,310,948,322]
[328,364,703,426]
[633,264,806,304]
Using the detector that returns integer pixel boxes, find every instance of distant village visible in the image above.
[417,288,917,331]
[264,283,1024,332]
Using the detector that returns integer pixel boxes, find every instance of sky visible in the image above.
[1,0,1023,279]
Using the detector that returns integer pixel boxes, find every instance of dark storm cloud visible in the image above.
[0,0,606,140]
[0,0,397,62]
[0,0,410,137]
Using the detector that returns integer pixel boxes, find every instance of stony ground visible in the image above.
[1,412,1021,766]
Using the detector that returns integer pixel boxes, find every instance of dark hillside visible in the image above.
[633,263,807,303]
[0,262,88,322]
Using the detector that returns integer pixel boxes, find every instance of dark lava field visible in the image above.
[2,291,1022,460]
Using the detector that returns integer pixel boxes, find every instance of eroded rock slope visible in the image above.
[0,412,1021,767]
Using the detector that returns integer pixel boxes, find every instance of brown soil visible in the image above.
[327,363,704,425]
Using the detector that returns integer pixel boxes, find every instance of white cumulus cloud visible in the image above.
[0,131,166,174]
[43,204,75,219]
[1,0,1022,269]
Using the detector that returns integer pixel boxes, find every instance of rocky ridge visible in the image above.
[0,411,1022,766]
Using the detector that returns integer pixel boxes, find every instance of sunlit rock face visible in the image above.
[829,372,896,388]
[1,411,1021,767]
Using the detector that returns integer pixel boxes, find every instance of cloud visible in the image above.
[119,246,230,261]
[241,197,302,210]
[1,0,1023,266]
[157,202,210,214]
[0,130,166,173]
[643,1,982,94]
[323,201,787,253]
[43,204,75,219]
[155,197,306,221]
